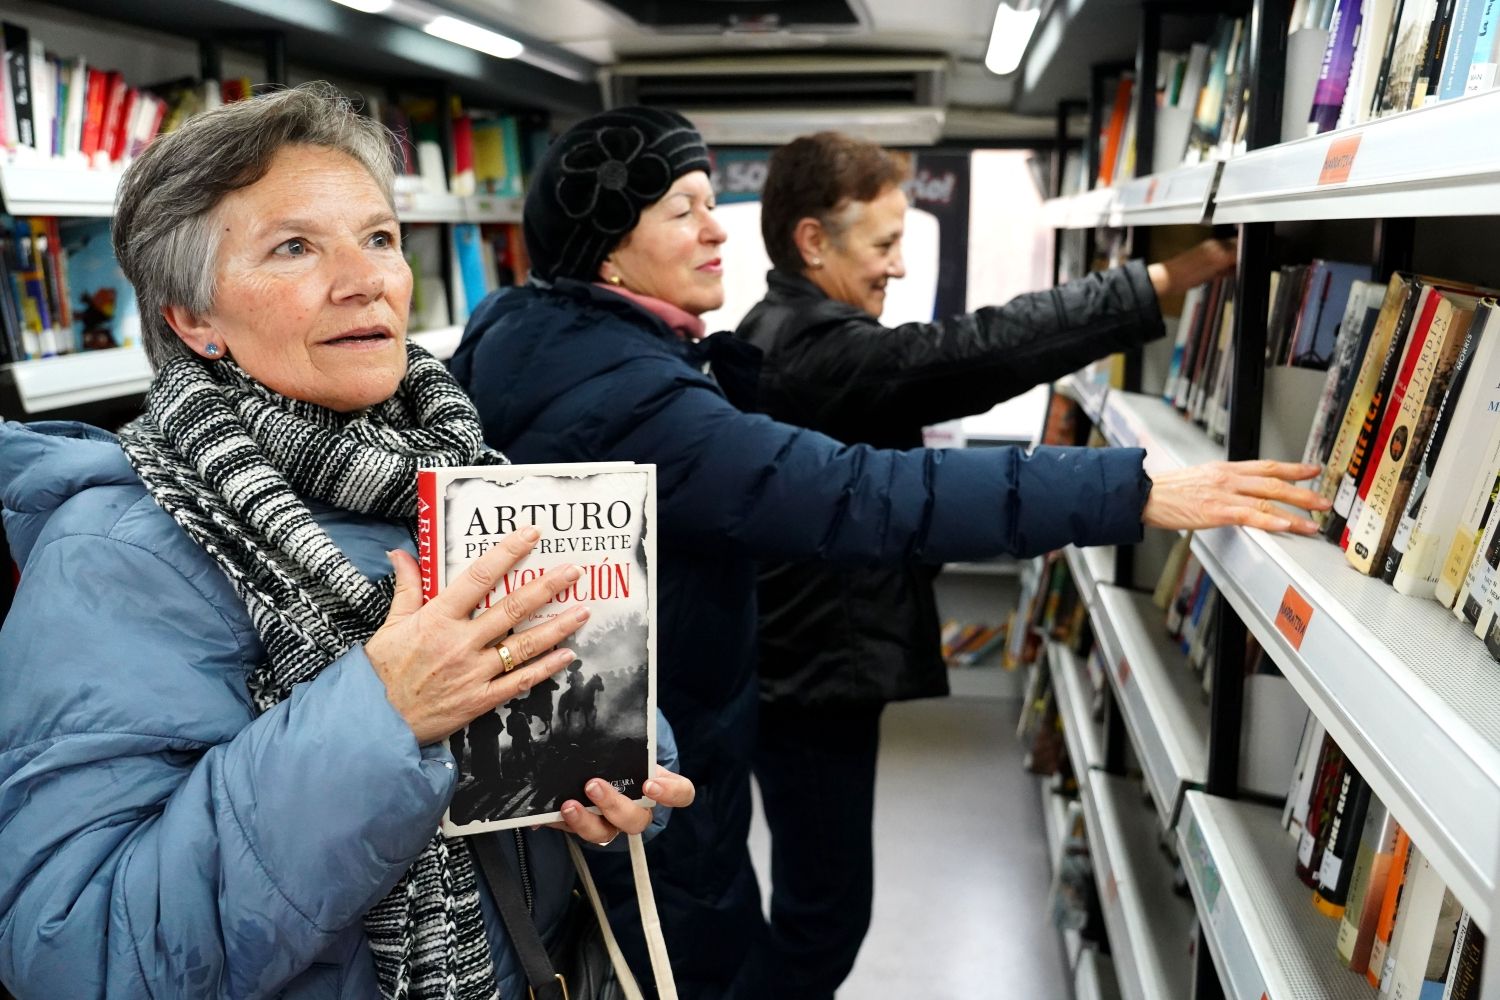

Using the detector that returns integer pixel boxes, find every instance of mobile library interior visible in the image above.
[2,0,1499,997]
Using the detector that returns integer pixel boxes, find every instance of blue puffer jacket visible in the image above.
[449,278,1151,995]
[0,420,678,1000]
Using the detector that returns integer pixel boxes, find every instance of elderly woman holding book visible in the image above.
[0,83,692,1000]
[449,106,1331,999]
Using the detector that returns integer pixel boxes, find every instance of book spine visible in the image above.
[1323,276,1414,532]
[1349,294,1462,574]
[1338,802,1395,970]
[1368,825,1414,988]
[1417,0,1462,104]
[1,23,33,152]
[1441,912,1485,999]
[1465,0,1500,92]
[1385,303,1483,582]
[1342,287,1438,550]
[1438,0,1486,98]
[1311,0,1366,131]
[1315,765,1372,916]
[417,470,437,605]
[1296,734,1345,886]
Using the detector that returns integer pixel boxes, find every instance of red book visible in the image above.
[94,72,127,167]
[106,87,136,163]
[1096,75,1134,187]
[1341,288,1442,549]
[79,67,109,161]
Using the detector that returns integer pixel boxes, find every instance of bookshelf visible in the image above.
[1091,584,1210,829]
[0,161,523,224]
[1078,769,1197,1000]
[1089,387,1500,932]
[1179,791,1372,1000]
[0,326,466,416]
[1042,88,1500,230]
[1032,0,1500,995]
[1049,640,1106,773]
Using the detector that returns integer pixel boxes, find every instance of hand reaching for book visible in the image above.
[1142,459,1332,534]
[367,527,589,746]
[548,767,698,844]
[1148,238,1238,298]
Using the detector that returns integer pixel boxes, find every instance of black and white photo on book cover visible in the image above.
[416,462,656,837]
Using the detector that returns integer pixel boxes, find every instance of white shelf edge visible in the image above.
[1080,771,1196,1000]
[1049,638,1105,773]
[5,325,466,415]
[1192,526,1500,934]
[1058,372,1109,426]
[1093,584,1210,828]
[1178,791,1372,1000]
[1075,949,1122,1000]
[1040,775,1070,875]
[941,558,1020,577]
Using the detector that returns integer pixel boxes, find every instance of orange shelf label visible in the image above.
[1276,586,1314,650]
[1319,135,1362,185]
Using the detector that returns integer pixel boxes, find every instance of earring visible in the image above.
[809,257,823,268]
[204,343,220,357]
[607,275,623,286]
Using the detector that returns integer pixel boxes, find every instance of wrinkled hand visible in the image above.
[366,527,589,745]
[547,766,697,845]
[1147,238,1238,298]
[1142,460,1332,534]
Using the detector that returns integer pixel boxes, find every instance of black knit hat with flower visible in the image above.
[524,106,712,283]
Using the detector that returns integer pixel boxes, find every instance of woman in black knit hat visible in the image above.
[450,107,1329,999]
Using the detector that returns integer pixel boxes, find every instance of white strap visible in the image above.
[566,834,678,1000]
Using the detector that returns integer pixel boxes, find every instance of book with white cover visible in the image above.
[1394,302,1500,596]
[417,462,656,836]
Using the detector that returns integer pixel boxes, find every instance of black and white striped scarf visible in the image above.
[118,342,506,1000]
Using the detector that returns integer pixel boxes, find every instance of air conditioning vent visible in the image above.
[604,56,947,112]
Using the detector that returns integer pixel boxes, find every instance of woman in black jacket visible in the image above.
[735,131,1240,999]
[453,108,1326,1000]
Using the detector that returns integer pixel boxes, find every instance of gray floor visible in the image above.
[749,695,1071,999]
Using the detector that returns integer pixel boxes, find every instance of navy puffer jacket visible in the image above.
[449,278,1150,993]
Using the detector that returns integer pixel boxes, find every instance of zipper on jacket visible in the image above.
[512,829,535,913]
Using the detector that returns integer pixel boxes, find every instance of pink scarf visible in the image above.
[595,283,707,341]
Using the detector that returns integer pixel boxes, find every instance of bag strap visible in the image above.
[472,829,680,1000]
[471,833,568,1000]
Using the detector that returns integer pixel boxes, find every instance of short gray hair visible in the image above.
[113,82,399,370]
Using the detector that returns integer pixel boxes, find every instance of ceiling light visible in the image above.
[329,0,393,12]
[423,15,525,60]
[986,2,1041,76]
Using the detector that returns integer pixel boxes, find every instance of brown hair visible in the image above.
[760,132,910,274]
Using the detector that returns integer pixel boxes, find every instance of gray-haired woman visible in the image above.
[0,83,692,1000]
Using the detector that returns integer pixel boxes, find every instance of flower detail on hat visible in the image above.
[555,125,673,235]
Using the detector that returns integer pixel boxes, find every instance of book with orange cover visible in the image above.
[1095,74,1134,188]
[1367,824,1414,988]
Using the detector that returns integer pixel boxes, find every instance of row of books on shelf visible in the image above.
[0,217,529,366]
[1295,269,1500,652]
[0,215,136,364]
[938,620,1009,667]
[1090,0,1500,187]
[0,17,533,200]
[1283,718,1485,997]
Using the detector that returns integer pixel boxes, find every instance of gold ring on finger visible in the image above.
[496,643,517,673]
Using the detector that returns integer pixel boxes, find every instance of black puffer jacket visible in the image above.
[735,262,1166,707]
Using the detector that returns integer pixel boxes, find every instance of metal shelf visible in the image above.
[2,326,465,415]
[1075,949,1123,1000]
[1042,186,1118,230]
[941,558,1020,578]
[1079,771,1196,1000]
[1108,162,1222,228]
[1192,525,1500,934]
[0,159,120,216]
[1214,89,1500,223]
[1058,372,1109,426]
[1100,390,1225,476]
[0,159,520,223]
[1092,585,1210,827]
[1178,791,1372,1000]
[1050,640,1105,773]
[1064,544,1115,614]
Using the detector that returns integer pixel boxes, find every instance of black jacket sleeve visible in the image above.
[765,260,1165,428]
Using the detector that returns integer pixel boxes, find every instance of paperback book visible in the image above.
[417,462,657,836]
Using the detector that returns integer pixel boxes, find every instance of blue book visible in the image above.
[1438,0,1488,99]
[60,217,138,351]
[1292,260,1373,367]
[1466,0,1500,93]
[451,223,491,319]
